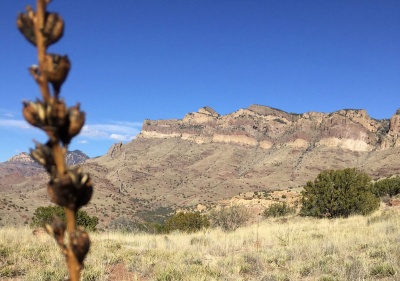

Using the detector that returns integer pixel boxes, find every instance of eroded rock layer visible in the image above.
[140,105,397,152]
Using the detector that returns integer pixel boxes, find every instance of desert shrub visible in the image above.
[164,212,209,233]
[263,202,295,218]
[31,206,98,231]
[107,217,149,233]
[136,207,174,224]
[372,176,400,197]
[150,223,168,234]
[300,168,379,218]
[370,263,396,277]
[208,205,251,231]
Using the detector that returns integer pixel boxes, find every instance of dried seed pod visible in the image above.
[67,168,93,209]
[70,227,90,266]
[30,141,55,172]
[42,54,71,96]
[75,175,93,209]
[23,99,70,136]
[47,168,93,210]
[16,10,35,46]
[68,105,85,138]
[16,6,64,47]
[48,98,68,128]
[47,177,72,209]
[37,103,46,123]
[42,12,64,46]
[53,99,68,121]
[45,216,66,252]
[22,101,38,127]
[60,104,85,145]
[22,100,45,128]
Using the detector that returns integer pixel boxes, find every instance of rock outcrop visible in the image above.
[106,142,124,159]
[138,104,396,152]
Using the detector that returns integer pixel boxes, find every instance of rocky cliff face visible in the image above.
[139,105,397,152]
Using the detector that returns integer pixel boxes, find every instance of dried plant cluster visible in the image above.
[17,0,92,280]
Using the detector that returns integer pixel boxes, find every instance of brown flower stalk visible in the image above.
[17,1,92,280]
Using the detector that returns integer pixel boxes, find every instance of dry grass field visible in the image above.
[1,205,400,280]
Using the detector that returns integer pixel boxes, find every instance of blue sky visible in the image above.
[1,0,400,162]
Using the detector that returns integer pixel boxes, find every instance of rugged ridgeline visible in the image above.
[2,105,400,227]
[139,104,400,151]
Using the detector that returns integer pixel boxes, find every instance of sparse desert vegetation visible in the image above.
[2,205,400,280]
[5,0,400,280]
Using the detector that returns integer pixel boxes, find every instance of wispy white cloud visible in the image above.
[110,134,135,141]
[78,140,88,144]
[0,119,31,129]
[80,121,142,141]
[0,109,18,117]
[110,121,143,127]
[0,117,142,142]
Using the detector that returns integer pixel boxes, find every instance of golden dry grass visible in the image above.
[1,207,400,280]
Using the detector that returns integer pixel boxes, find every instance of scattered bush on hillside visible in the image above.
[31,206,98,231]
[107,217,150,233]
[136,207,174,225]
[208,206,251,231]
[164,212,210,233]
[372,176,400,197]
[106,212,210,234]
[300,168,379,218]
[263,202,296,218]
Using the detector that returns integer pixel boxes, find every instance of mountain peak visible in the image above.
[7,152,35,163]
[6,150,89,165]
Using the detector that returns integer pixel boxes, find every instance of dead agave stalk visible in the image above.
[17,0,92,280]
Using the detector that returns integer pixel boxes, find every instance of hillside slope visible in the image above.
[1,105,400,227]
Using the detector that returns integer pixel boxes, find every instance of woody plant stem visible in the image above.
[32,0,79,279]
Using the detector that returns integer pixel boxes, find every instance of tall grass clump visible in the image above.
[17,1,92,279]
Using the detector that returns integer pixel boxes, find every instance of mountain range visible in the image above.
[1,104,400,228]
[6,150,89,166]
